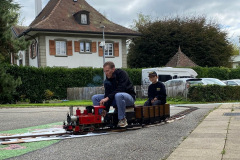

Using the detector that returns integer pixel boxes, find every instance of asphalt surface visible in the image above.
[0,107,70,131]
[1,104,220,160]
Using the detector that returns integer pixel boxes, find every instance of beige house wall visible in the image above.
[121,38,127,68]
[38,35,46,67]
[21,33,131,68]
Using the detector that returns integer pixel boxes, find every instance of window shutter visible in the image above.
[74,41,80,52]
[114,42,119,57]
[49,40,56,55]
[98,42,103,56]
[67,41,73,56]
[91,42,97,53]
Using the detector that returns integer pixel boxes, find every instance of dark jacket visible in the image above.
[148,81,167,104]
[104,69,136,111]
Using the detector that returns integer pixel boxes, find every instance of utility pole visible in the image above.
[100,25,106,81]
[239,36,240,55]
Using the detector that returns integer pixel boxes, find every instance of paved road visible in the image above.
[0,107,70,131]
[1,104,220,160]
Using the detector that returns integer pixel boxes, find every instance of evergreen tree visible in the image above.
[0,0,28,63]
[128,15,233,68]
[0,0,27,103]
[0,65,22,104]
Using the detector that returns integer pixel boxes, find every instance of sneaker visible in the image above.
[118,118,128,127]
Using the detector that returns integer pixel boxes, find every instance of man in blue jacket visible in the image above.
[144,71,167,106]
[92,61,136,127]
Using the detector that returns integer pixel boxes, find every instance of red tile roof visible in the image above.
[17,0,140,37]
[166,47,198,67]
[12,26,28,37]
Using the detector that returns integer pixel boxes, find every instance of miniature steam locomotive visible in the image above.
[63,104,170,133]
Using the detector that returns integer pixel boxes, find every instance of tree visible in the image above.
[128,15,233,68]
[0,0,27,103]
[0,0,29,63]
[0,65,22,104]
[231,44,239,55]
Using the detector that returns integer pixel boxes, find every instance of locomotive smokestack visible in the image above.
[35,0,42,17]
[69,106,73,116]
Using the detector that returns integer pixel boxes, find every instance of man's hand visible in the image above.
[151,97,158,103]
[100,97,109,106]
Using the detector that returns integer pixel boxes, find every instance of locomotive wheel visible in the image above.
[89,125,95,132]
[94,124,101,130]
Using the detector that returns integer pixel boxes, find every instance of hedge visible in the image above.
[188,85,240,102]
[1,65,142,103]
[3,65,103,103]
[2,65,240,103]
[192,66,231,80]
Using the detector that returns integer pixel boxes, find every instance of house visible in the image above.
[12,0,140,68]
[165,47,198,67]
[231,55,240,68]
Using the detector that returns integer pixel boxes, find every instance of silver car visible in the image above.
[200,78,226,86]
[165,78,203,97]
[165,78,225,98]
[225,79,240,86]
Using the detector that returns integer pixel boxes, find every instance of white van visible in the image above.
[142,67,198,85]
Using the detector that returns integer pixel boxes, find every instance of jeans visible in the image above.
[92,93,135,120]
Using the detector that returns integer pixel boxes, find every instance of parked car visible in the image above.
[165,78,225,98]
[225,79,240,86]
[200,78,226,86]
[165,78,203,97]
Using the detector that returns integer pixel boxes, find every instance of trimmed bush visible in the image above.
[188,85,240,102]
[192,66,230,80]
[123,68,142,85]
[229,67,240,79]
[2,65,103,103]
[1,65,141,103]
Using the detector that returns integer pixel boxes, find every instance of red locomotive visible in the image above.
[64,106,106,133]
[63,104,170,133]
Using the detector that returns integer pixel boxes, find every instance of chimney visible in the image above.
[35,0,42,17]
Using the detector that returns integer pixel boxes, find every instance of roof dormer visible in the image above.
[73,10,90,25]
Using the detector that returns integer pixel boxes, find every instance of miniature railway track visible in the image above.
[166,106,198,121]
[0,106,198,145]
[0,132,72,142]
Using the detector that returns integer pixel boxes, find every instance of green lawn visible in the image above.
[0,98,200,108]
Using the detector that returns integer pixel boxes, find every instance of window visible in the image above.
[158,75,172,82]
[104,43,113,56]
[98,42,118,57]
[227,81,237,86]
[73,11,90,25]
[56,41,66,56]
[18,52,23,66]
[80,42,84,52]
[85,42,90,52]
[19,59,23,66]
[81,14,87,24]
[30,41,37,59]
[80,41,91,53]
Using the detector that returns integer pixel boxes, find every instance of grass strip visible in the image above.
[0,122,62,160]
[0,98,198,108]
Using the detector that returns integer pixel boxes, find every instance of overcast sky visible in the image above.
[14,0,240,45]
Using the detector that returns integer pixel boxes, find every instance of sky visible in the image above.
[14,0,240,45]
